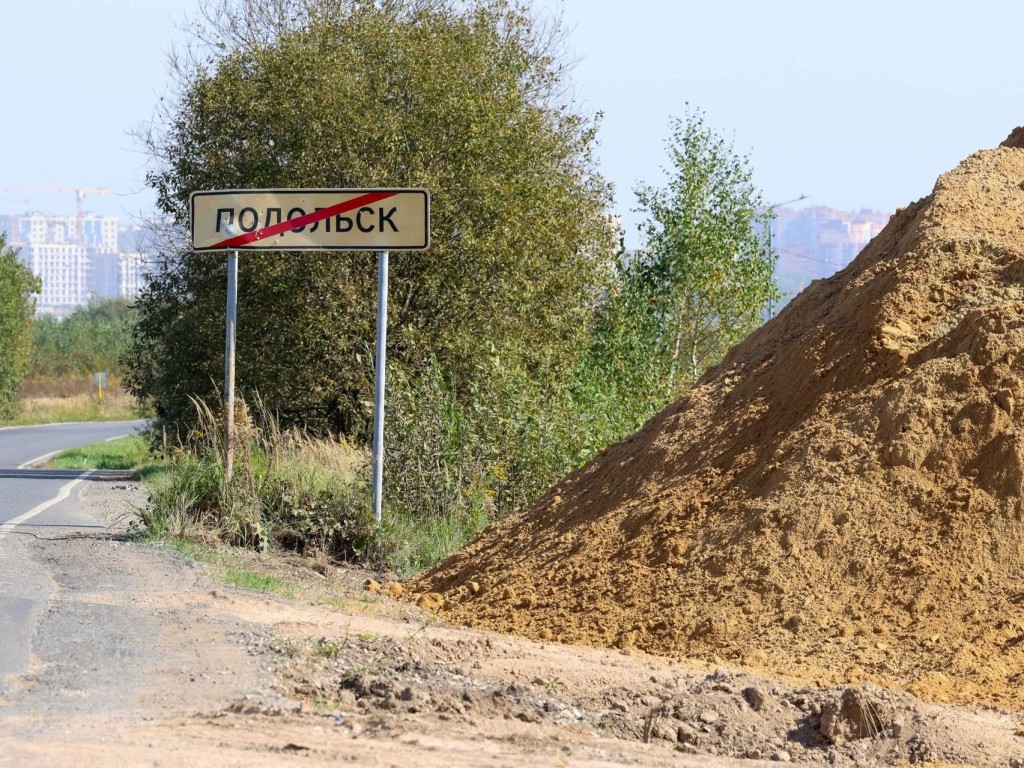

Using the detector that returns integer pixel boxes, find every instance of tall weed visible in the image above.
[144,397,374,560]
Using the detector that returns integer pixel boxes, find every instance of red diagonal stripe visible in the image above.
[210,191,399,249]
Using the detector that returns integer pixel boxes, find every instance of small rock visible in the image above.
[676,723,698,744]
[743,686,769,711]
[698,709,719,724]
[651,719,677,742]
[416,592,444,611]
[820,687,897,743]
[771,750,792,762]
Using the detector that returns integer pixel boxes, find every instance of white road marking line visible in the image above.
[16,450,64,470]
[14,432,132,468]
[0,420,145,432]
[0,470,96,541]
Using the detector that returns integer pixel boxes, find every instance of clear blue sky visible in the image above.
[2,1,1021,247]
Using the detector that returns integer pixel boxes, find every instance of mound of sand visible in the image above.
[414,129,1024,710]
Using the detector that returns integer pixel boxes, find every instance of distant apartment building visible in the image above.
[772,206,890,307]
[0,212,153,317]
[118,253,151,300]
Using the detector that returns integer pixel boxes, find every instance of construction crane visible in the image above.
[0,184,108,245]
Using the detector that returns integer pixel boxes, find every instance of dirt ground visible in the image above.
[0,482,1021,767]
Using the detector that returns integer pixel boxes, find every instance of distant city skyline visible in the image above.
[0,211,153,316]
[772,206,891,306]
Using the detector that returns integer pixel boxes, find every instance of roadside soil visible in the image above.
[2,482,1023,767]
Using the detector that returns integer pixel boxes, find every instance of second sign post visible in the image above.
[191,188,431,523]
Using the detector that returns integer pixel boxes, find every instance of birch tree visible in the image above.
[633,109,778,394]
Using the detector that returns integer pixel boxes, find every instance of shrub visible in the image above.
[143,398,375,561]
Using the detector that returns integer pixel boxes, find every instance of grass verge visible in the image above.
[138,396,493,577]
[45,397,490,579]
[48,434,153,471]
[162,538,297,599]
[140,399,378,565]
[47,431,301,600]
[45,390,495,588]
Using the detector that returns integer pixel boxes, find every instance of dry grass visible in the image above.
[19,376,99,398]
[3,376,145,426]
[9,389,143,425]
[143,397,372,560]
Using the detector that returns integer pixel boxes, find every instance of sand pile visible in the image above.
[414,130,1024,709]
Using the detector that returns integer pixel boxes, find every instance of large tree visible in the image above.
[0,234,41,419]
[126,0,614,437]
[632,109,778,394]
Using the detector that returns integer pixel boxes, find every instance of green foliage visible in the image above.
[32,299,136,378]
[313,638,341,659]
[128,0,778,574]
[156,538,296,598]
[380,349,658,573]
[381,360,492,571]
[48,434,152,471]
[0,234,41,419]
[632,108,779,393]
[222,566,296,598]
[126,0,614,438]
[143,398,375,560]
[571,238,675,440]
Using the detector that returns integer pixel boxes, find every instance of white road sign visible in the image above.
[190,188,430,252]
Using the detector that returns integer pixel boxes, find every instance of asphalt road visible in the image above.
[0,420,147,526]
[0,420,148,471]
[0,420,147,682]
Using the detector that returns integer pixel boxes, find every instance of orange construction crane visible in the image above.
[0,184,108,245]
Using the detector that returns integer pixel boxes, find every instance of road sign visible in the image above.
[190,188,429,252]
[191,186,430,516]
[94,371,107,402]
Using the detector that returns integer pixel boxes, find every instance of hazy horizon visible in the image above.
[2,1,1020,248]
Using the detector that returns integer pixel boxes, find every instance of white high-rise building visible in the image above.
[22,243,92,316]
[0,212,149,317]
[118,253,153,300]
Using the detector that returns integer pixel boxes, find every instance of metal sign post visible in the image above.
[93,371,107,402]
[224,250,239,483]
[190,188,429,516]
[372,251,389,524]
